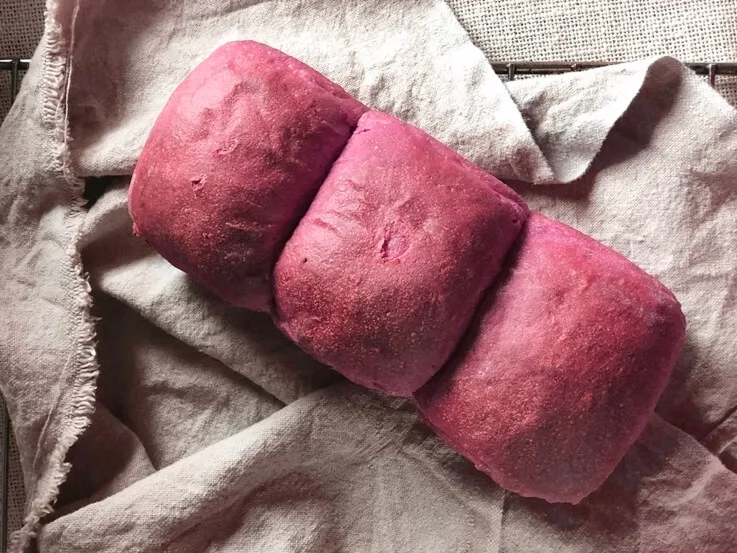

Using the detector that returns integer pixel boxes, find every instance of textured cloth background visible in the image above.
[447,0,737,105]
[0,0,44,540]
[0,1,737,551]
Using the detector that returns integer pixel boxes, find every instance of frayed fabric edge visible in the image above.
[9,0,100,551]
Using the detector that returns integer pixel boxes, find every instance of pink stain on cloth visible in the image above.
[128,40,686,503]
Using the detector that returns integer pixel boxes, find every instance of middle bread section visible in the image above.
[273,110,529,396]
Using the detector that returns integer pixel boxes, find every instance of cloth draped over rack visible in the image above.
[0,0,736,551]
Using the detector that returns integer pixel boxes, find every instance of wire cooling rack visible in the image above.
[0,56,736,553]
[494,60,737,86]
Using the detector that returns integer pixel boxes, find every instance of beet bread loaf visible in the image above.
[128,40,686,503]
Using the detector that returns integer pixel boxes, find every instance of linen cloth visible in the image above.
[0,0,736,551]
[0,0,45,538]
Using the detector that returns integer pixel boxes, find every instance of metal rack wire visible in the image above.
[0,58,29,100]
[493,60,737,86]
[0,55,735,553]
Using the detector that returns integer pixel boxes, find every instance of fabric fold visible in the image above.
[37,385,507,553]
[506,56,686,184]
[79,179,335,406]
[0,0,100,550]
[496,415,737,553]
[47,402,156,520]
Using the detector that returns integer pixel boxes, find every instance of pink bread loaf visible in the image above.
[273,110,528,395]
[129,41,687,503]
[128,41,366,312]
[414,213,686,503]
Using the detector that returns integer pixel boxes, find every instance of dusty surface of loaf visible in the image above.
[414,213,686,503]
[128,41,366,312]
[273,110,528,396]
[128,41,687,503]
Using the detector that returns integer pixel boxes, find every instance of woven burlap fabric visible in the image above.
[447,0,737,105]
[0,0,44,119]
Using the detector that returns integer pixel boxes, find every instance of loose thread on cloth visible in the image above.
[9,0,101,551]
